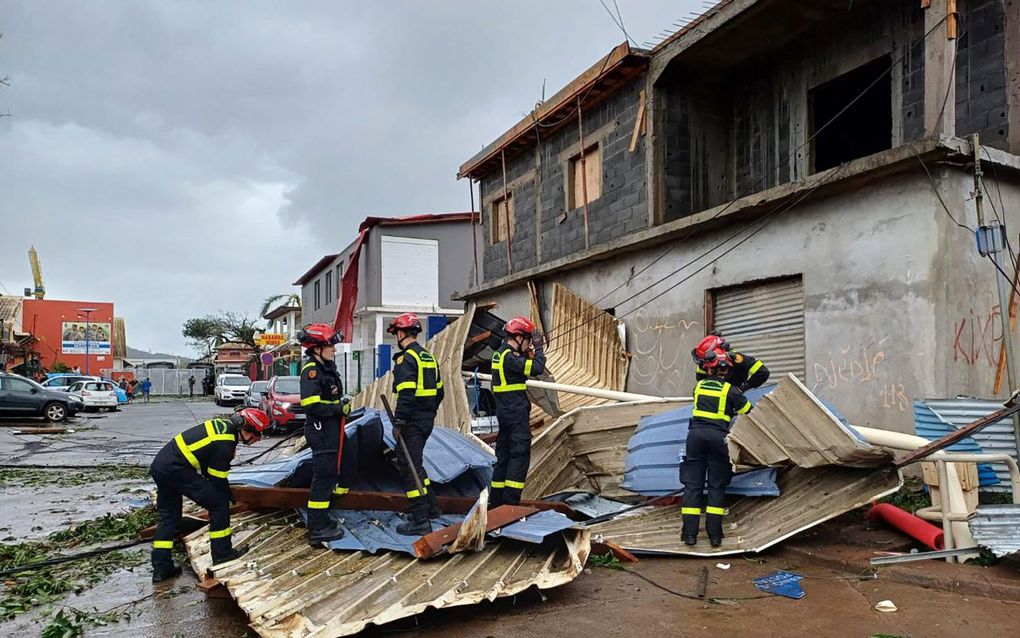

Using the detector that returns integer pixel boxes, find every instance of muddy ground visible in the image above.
[2,402,1019,637]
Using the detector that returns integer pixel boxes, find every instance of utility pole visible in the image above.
[972,134,1020,458]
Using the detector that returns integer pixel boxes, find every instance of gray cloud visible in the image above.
[0,0,694,354]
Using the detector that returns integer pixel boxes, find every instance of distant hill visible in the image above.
[126,346,193,362]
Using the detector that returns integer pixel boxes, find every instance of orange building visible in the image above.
[22,298,116,375]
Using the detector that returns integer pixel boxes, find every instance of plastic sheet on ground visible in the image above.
[293,508,464,555]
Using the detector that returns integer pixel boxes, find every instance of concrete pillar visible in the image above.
[1006,0,1020,154]
[924,0,957,137]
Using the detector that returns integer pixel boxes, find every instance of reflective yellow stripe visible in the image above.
[523,358,533,376]
[681,507,701,515]
[695,366,706,375]
[395,381,416,392]
[406,489,423,498]
[301,395,341,406]
[691,381,733,422]
[301,361,316,372]
[736,400,751,415]
[208,527,231,539]
[333,486,349,495]
[207,467,229,479]
[307,500,330,509]
[706,506,726,515]
[423,478,431,486]
[152,540,174,549]
[504,479,525,489]
[175,434,201,470]
[748,359,763,375]
[491,349,527,393]
[491,481,505,488]
[405,349,441,397]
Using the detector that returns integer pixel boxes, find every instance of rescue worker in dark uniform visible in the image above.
[297,323,351,545]
[682,348,752,548]
[489,316,546,507]
[388,313,444,535]
[149,407,270,582]
[692,332,770,391]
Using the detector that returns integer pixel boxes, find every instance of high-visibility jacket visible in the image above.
[690,377,751,430]
[392,341,444,422]
[299,356,348,422]
[695,351,769,390]
[491,342,546,416]
[153,418,238,495]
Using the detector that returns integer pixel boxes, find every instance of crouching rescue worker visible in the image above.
[490,316,545,507]
[389,313,444,535]
[297,323,351,546]
[149,407,269,582]
[681,348,752,548]
[692,332,770,391]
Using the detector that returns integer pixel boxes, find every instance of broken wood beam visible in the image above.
[196,577,230,598]
[628,90,646,153]
[895,393,1020,467]
[230,486,579,518]
[414,505,538,559]
[590,539,639,563]
[13,427,66,435]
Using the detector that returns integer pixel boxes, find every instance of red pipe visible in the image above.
[865,503,944,550]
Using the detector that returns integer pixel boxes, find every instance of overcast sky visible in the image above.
[0,0,697,355]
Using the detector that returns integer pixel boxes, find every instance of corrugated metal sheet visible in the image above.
[350,304,476,434]
[969,504,1020,556]
[298,510,464,555]
[589,466,902,556]
[913,401,999,487]
[531,283,629,420]
[621,386,779,497]
[525,400,687,501]
[923,397,1020,493]
[494,510,577,543]
[543,491,633,519]
[728,374,893,469]
[185,511,591,638]
[713,277,805,378]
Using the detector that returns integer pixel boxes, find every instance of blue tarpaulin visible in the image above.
[295,509,464,554]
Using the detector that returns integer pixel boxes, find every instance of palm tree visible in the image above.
[260,293,300,327]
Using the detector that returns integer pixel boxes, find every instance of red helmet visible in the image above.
[505,316,536,338]
[693,335,725,361]
[700,349,732,371]
[387,313,422,335]
[296,323,341,347]
[234,408,271,434]
[709,330,732,351]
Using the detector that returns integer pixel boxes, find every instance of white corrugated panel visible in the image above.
[925,397,1020,493]
[713,278,805,378]
[380,235,439,307]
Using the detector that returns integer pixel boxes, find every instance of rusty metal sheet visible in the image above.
[587,466,902,556]
[184,511,590,638]
[727,374,894,469]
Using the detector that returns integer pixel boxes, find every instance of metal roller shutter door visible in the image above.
[712,277,805,378]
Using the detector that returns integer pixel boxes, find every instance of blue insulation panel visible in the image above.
[493,510,577,544]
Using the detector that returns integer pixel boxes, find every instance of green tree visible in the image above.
[259,293,300,327]
[182,315,225,358]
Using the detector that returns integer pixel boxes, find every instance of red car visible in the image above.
[259,375,305,432]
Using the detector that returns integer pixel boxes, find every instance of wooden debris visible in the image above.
[13,427,66,435]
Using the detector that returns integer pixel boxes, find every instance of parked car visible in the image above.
[245,381,270,408]
[0,372,84,422]
[66,380,119,412]
[40,374,97,392]
[260,375,304,432]
[215,373,252,406]
[108,381,129,405]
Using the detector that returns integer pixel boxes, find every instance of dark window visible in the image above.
[5,378,33,392]
[325,271,332,305]
[810,56,892,172]
[314,280,321,310]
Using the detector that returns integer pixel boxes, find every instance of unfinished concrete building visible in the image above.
[456,0,1020,434]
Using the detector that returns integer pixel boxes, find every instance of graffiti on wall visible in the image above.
[811,336,909,413]
[630,308,700,396]
[953,306,1001,367]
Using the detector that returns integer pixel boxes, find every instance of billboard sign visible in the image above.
[61,321,112,354]
[256,333,286,347]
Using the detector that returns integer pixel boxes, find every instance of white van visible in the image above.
[215,373,252,406]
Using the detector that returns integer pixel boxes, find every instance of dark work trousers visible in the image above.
[395,420,434,522]
[305,418,341,531]
[150,464,231,569]
[680,426,733,540]
[491,411,531,506]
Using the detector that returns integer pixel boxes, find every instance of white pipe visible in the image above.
[853,426,979,560]
[463,371,691,403]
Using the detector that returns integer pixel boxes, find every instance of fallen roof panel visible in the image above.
[185,511,591,638]
[969,503,1020,556]
[493,510,578,544]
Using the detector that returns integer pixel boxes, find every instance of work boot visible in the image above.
[212,545,249,566]
[426,491,442,520]
[307,520,346,546]
[151,564,183,583]
[709,536,723,548]
[682,535,698,547]
[395,515,432,536]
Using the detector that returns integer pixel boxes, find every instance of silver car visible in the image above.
[245,380,270,408]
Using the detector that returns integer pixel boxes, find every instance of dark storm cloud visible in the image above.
[0,0,694,353]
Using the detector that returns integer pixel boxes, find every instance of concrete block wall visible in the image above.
[902,6,927,142]
[479,78,648,281]
[955,0,1010,149]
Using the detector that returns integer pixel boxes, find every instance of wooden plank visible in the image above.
[414,505,538,559]
[628,90,647,153]
[993,250,1020,393]
[13,427,65,435]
